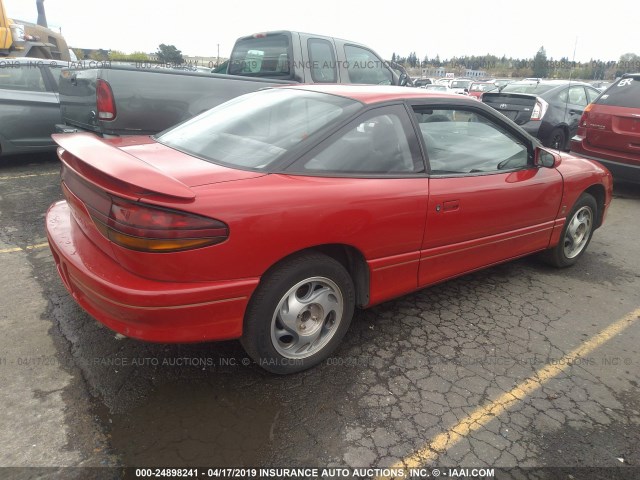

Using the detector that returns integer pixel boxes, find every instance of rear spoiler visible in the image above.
[482,92,538,101]
[52,133,195,201]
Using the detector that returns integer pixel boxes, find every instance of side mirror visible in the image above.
[398,72,408,87]
[535,148,557,168]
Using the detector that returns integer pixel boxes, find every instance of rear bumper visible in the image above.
[46,200,259,343]
[571,136,640,183]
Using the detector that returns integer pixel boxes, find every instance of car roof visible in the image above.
[285,84,470,104]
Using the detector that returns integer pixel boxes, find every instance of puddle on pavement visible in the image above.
[108,380,281,466]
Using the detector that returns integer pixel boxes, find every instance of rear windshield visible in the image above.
[502,83,556,94]
[597,76,640,108]
[228,34,292,78]
[156,89,360,170]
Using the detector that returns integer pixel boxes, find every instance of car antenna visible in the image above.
[562,36,579,149]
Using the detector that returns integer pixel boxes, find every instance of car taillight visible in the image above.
[82,192,228,252]
[96,79,116,121]
[530,97,549,121]
[579,103,593,127]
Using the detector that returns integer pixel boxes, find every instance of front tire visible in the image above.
[542,193,597,267]
[241,252,355,374]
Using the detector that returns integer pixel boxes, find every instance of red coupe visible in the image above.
[46,85,613,373]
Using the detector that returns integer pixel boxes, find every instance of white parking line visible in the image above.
[0,172,58,181]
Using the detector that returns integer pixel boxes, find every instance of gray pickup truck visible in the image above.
[57,31,409,137]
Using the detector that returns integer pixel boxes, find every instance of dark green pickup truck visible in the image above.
[56,31,409,137]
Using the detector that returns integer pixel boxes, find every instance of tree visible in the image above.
[156,44,184,64]
[109,50,149,62]
[616,52,640,77]
[532,46,549,78]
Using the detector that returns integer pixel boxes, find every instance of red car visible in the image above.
[468,82,499,100]
[46,85,613,374]
[570,73,640,183]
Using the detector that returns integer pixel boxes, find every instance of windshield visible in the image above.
[502,83,556,94]
[425,85,447,91]
[157,89,360,170]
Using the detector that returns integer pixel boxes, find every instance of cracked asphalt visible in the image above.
[1,152,639,478]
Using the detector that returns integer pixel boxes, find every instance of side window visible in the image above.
[293,106,423,175]
[46,66,63,89]
[569,86,588,106]
[586,87,600,104]
[558,86,588,107]
[344,45,392,85]
[0,65,47,92]
[413,108,529,175]
[308,39,337,83]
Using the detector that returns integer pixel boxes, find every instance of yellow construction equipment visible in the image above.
[1,0,70,60]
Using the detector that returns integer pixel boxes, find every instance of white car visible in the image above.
[422,84,455,94]
[449,79,473,95]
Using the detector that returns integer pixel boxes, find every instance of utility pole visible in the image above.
[217,43,220,67]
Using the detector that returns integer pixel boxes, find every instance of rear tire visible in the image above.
[541,193,597,268]
[241,252,355,374]
[547,127,567,151]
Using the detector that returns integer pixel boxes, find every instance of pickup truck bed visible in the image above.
[59,65,293,136]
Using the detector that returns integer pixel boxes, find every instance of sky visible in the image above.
[5,0,638,63]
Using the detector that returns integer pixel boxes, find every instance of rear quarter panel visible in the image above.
[111,174,430,286]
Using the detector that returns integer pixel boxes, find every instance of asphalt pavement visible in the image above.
[1,152,639,479]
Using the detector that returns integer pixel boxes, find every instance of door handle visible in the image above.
[436,200,460,212]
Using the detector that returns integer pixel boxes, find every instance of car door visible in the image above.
[0,62,61,153]
[560,85,589,137]
[409,103,564,287]
[286,103,429,305]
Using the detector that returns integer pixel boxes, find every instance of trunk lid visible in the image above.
[585,104,640,155]
[53,133,264,260]
[482,92,537,125]
[53,133,265,196]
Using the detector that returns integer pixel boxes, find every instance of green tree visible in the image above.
[532,46,549,78]
[109,50,149,62]
[616,52,640,77]
[156,44,184,64]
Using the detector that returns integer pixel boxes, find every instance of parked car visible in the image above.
[0,57,62,156]
[449,78,473,94]
[413,78,433,88]
[489,78,515,90]
[468,82,499,100]
[422,84,455,94]
[46,85,612,374]
[436,78,452,87]
[571,73,640,183]
[591,80,612,92]
[482,79,601,150]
